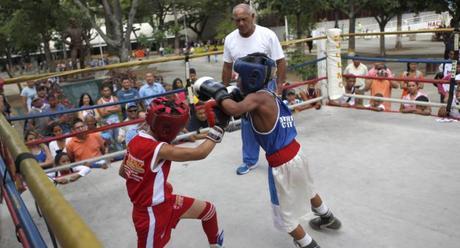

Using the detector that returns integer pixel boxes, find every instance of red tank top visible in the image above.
[123,131,172,207]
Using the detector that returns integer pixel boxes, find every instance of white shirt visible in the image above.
[343,63,368,89]
[223,25,285,63]
[49,139,69,158]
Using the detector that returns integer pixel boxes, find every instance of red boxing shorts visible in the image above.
[132,195,194,248]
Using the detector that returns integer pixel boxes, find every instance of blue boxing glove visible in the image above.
[193,77,231,103]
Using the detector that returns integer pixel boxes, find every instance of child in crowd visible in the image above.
[299,82,322,109]
[368,93,385,112]
[48,152,91,184]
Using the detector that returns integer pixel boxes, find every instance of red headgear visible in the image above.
[145,97,190,143]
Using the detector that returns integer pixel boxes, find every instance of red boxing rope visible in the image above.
[283,77,327,90]
[343,74,451,84]
[26,118,145,146]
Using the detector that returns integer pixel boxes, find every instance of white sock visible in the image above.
[296,233,313,247]
[313,202,329,216]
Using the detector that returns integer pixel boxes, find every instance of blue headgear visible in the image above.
[233,53,276,95]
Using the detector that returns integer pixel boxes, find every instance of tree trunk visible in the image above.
[119,40,131,62]
[348,13,356,55]
[395,13,402,49]
[172,1,180,54]
[43,38,56,72]
[379,22,386,56]
[104,15,118,56]
[296,13,302,39]
[334,8,339,28]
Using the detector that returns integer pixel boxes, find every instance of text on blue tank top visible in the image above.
[248,90,297,155]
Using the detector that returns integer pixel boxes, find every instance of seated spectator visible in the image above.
[439,50,454,78]
[298,82,322,109]
[48,123,68,158]
[400,62,424,97]
[367,93,385,112]
[172,78,186,102]
[139,72,166,107]
[189,68,198,84]
[413,95,432,116]
[48,152,91,185]
[27,97,51,137]
[0,93,11,118]
[66,119,109,169]
[438,85,460,118]
[329,77,357,107]
[283,90,310,112]
[400,81,430,114]
[36,86,49,104]
[116,77,139,118]
[117,103,145,146]
[185,101,210,140]
[20,80,37,112]
[364,64,398,110]
[45,95,72,133]
[24,130,53,169]
[97,83,122,152]
[438,65,460,103]
[78,93,100,121]
[343,59,368,91]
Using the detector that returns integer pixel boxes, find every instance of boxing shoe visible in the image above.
[309,210,342,230]
[293,239,320,248]
[211,230,224,248]
[236,163,258,175]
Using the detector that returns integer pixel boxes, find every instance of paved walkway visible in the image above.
[2,106,459,247]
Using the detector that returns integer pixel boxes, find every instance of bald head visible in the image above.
[232,3,256,37]
[233,3,255,16]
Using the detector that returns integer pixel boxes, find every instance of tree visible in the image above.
[367,0,401,56]
[73,0,140,62]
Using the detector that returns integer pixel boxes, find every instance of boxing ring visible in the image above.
[1,28,460,248]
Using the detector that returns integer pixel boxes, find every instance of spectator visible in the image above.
[27,97,51,137]
[116,77,139,118]
[213,45,218,62]
[186,101,209,132]
[298,82,322,109]
[46,95,69,128]
[343,59,368,91]
[47,152,91,185]
[172,78,186,102]
[400,62,424,97]
[400,81,431,115]
[283,90,310,112]
[139,72,166,107]
[189,68,198,84]
[438,62,460,103]
[0,93,11,118]
[367,62,393,77]
[65,119,109,169]
[330,77,357,107]
[413,95,432,116]
[367,93,385,112]
[438,85,460,118]
[36,86,49,104]
[24,130,53,169]
[117,103,144,146]
[364,63,398,110]
[439,50,454,77]
[77,93,100,121]
[20,81,37,112]
[96,83,122,152]
[48,123,68,158]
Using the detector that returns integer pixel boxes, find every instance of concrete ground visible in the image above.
[2,106,460,247]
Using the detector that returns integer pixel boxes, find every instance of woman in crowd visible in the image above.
[78,93,100,121]
[400,81,431,115]
[48,152,91,184]
[400,62,424,97]
[24,130,53,169]
[172,78,186,102]
[48,123,68,158]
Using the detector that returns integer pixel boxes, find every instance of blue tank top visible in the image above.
[34,148,47,163]
[248,90,297,155]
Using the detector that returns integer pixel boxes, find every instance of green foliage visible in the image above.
[287,48,317,80]
[215,15,234,40]
[138,34,153,48]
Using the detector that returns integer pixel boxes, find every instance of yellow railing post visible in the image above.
[0,113,102,248]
